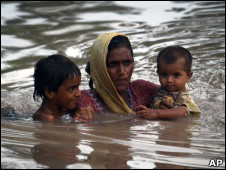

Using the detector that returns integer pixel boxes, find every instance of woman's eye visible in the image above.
[107,62,118,68]
[123,60,132,66]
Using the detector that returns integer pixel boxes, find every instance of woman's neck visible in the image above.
[118,89,130,106]
[92,88,132,110]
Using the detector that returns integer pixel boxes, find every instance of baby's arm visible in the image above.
[74,106,94,122]
[136,105,188,120]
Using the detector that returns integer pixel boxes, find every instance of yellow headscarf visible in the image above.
[90,32,133,114]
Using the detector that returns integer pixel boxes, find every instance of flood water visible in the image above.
[1,1,225,169]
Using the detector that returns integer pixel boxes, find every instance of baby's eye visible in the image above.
[174,73,180,77]
[161,73,167,77]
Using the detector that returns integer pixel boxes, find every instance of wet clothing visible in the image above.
[150,86,201,114]
[77,80,159,112]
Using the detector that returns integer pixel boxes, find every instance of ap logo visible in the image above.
[208,158,223,167]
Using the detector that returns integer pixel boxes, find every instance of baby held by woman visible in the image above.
[137,46,200,120]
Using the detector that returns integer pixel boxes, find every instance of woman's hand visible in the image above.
[74,106,94,122]
[136,105,158,120]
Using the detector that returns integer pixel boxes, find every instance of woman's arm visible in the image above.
[74,106,94,122]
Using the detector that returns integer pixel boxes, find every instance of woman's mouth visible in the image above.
[115,79,128,84]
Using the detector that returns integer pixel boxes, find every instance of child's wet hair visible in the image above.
[33,54,81,101]
[157,46,192,73]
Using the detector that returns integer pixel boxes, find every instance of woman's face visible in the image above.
[106,46,134,94]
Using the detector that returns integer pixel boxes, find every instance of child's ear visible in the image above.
[44,88,54,99]
[186,72,193,82]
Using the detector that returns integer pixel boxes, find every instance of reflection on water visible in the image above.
[1,1,225,169]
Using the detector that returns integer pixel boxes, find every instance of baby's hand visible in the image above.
[74,106,94,122]
[163,96,174,104]
[136,105,158,120]
[159,96,174,109]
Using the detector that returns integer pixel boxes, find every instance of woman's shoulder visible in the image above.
[130,79,160,97]
[80,89,97,98]
[129,80,160,109]
[77,89,97,105]
[78,89,94,102]
[77,89,103,112]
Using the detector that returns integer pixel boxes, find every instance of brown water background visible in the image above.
[1,1,225,169]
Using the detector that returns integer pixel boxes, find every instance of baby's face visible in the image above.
[157,58,192,92]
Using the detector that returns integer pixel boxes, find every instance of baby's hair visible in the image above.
[33,54,81,101]
[86,35,133,89]
[157,46,192,73]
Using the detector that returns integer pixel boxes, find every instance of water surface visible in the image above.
[1,1,225,169]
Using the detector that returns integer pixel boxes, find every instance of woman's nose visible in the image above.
[118,63,125,75]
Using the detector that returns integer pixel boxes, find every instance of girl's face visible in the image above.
[106,46,134,94]
[158,57,193,92]
[53,75,81,110]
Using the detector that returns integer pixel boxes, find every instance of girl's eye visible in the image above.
[68,85,77,92]
[69,87,74,91]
